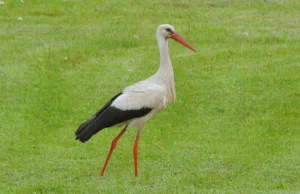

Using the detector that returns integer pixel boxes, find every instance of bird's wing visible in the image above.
[75,83,166,143]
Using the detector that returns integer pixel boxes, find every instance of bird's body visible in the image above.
[75,70,174,142]
[75,24,196,176]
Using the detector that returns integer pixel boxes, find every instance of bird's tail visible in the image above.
[75,115,104,143]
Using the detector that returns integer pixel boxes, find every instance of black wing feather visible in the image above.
[75,92,152,143]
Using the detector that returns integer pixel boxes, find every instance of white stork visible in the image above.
[75,24,196,177]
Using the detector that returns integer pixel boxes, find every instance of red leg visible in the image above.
[100,126,127,176]
[133,130,141,177]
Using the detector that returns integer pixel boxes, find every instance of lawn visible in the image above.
[1,0,300,193]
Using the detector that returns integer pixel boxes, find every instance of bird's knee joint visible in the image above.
[133,147,138,155]
[111,141,118,148]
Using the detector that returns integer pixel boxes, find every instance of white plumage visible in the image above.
[75,24,196,177]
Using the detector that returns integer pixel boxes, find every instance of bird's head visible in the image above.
[157,24,176,38]
[157,24,196,52]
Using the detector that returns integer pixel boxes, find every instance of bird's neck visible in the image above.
[157,34,171,70]
[155,34,176,102]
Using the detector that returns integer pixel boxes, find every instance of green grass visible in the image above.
[1,0,300,193]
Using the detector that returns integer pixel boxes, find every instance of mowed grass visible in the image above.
[1,0,300,193]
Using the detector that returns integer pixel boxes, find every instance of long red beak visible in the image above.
[171,32,196,52]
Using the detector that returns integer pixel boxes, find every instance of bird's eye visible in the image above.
[166,28,172,32]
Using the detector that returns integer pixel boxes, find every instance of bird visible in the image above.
[75,24,196,177]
